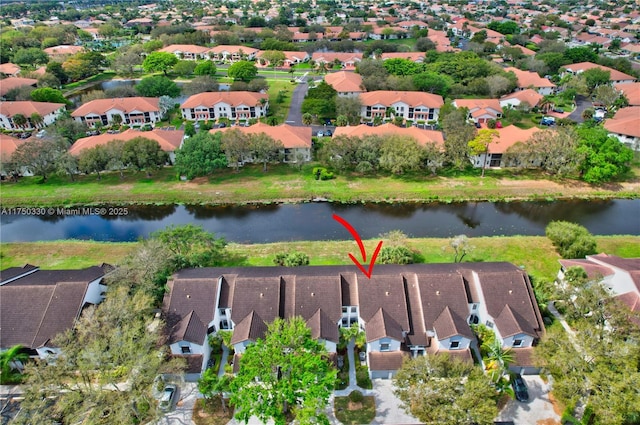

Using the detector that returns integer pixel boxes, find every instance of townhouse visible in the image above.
[324,71,365,97]
[159,44,212,61]
[161,263,545,378]
[603,107,640,151]
[70,127,184,162]
[0,264,111,359]
[208,45,259,62]
[0,77,38,100]
[561,62,637,85]
[0,101,66,131]
[470,125,541,168]
[359,91,444,123]
[180,91,268,122]
[71,97,162,128]
[504,67,556,95]
[499,88,543,110]
[453,98,503,124]
[333,123,444,148]
[311,52,363,69]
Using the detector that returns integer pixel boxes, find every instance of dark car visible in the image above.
[324,129,332,137]
[511,374,529,402]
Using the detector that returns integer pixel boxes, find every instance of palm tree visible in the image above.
[302,113,313,126]
[0,345,29,384]
[30,113,43,129]
[483,338,515,382]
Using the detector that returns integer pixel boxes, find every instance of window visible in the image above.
[380,343,390,351]
[181,345,191,354]
[342,307,348,313]
[450,341,460,349]
[513,339,523,347]
[486,321,494,328]
[472,304,477,310]
[351,307,357,313]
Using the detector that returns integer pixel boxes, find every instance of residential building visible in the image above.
[469,125,541,168]
[0,77,38,99]
[379,52,426,63]
[504,67,556,95]
[258,51,310,67]
[0,264,111,359]
[0,101,66,131]
[161,263,545,378]
[561,62,637,85]
[614,82,640,106]
[359,91,444,123]
[603,107,640,151]
[0,63,21,77]
[71,97,162,128]
[558,254,640,317]
[180,91,268,122]
[311,52,363,69]
[333,123,444,147]
[208,45,259,62]
[0,133,27,176]
[159,44,212,61]
[324,71,365,97]
[499,89,543,110]
[70,128,184,162]
[453,98,503,124]
[213,123,312,164]
[43,45,84,60]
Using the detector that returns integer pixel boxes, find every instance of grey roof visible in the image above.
[0,266,106,286]
[230,277,281,324]
[416,272,472,334]
[0,264,39,284]
[288,275,342,323]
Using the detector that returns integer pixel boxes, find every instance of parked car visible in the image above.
[18,132,32,139]
[552,107,564,113]
[324,129,332,137]
[316,131,324,137]
[337,355,344,369]
[540,117,555,126]
[511,374,529,402]
[358,351,366,362]
[159,384,177,411]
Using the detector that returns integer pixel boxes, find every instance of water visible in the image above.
[1,200,638,243]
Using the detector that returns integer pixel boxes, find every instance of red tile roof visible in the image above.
[213,123,311,149]
[333,123,444,147]
[563,62,636,83]
[0,133,26,160]
[69,128,184,155]
[614,82,640,106]
[324,71,364,93]
[604,107,640,138]
[504,67,556,89]
[0,63,21,76]
[0,77,37,97]
[72,97,160,117]
[0,101,65,118]
[488,125,542,154]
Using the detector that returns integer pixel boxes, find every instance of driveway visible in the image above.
[567,95,592,123]
[370,379,421,425]
[496,376,561,425]
[285,81,308,126]
[158,382,199,425]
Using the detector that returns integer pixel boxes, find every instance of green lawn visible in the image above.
[267,79,296,124]
[3,236,638,283]
[334,395,376,425]
[2,163,638,207]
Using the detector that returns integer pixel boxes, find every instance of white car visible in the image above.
[159,384,177,412]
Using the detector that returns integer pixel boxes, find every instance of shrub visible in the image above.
[273,251,310,267]
[356,368,372,389]
[312,167,335,180]
[378,246,415,264]
[349,390,363,403]
[545,221,597,259]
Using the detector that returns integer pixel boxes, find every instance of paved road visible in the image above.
[285,81,308,125]
[567,95,592,123]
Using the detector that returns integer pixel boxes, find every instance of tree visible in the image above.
[378,246,415,264]
[122,137,168,176]
[582,67,610,92]
[250,132,283,172]
[379,135,425,174]
[172,60,197,77]
[335,96,362,125]
[0,345,29,384]
[11,137,67,181]
[442,109,475,170]
[198,367,233,413]
[30,112,44,129]
[175,131,227,179]
[545,221,597,259]
[151,224,228,270]
[30,87,68,105]
[228,60,258,82]
[592,85,620,111]
[15,287,185,425]
[56,151,78,182]
[302,112,313,126]
[113,50,143,77]
[576,126,634,184]
[78,145,109,179]
[261,50,286,72]
[505,128,583,177]
[183,75,219,96]
[194,61,217,76]
[448,234,474,262]
[221,128,251,172]
[136,76,180,97]
[142,51,178,76]
[468,128,499,177]
[383,58,422,76]
[46,61,69,84]
[563,46,598,64]
[273,251,310,266]
[485,74,514,98]
[12,113,27,129]
[412,71,453,97]
[12,47,49,66]
[471,29,488,43]
[394,354,498,425]
[230,317,336,425]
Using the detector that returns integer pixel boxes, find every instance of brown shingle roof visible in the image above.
[181,91,265,109]
[289,274,342,323]
[416,272,471,334]
[170,310,208,345]
[306,308,340,342]
[365,307,405,342]
[433,306,474,340]
[368,351,406,371]
[162,272,219,338]
[230,310,267,344]
[0,264,39,283]
[358,274,410,331]
[71,97,160,117]
[494,304,536,338]
[69,128,184,155]
[230,276,281,324]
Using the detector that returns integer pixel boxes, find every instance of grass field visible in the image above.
[2,236,638,282]
[267,78,296,124]
[2,163,638,208]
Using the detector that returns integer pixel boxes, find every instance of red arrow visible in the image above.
[333,213,383,279]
